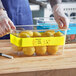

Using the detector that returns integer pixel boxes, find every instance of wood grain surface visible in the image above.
[0,40,76,76]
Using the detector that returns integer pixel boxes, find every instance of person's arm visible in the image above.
[49,0,62,8]
[48,0,69,29]
[0,0,16,37]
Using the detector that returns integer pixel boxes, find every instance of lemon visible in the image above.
[23,47,35,56]
[54,31,63,37]
[13,33,19,37]
[19,33,30,38]
[42,32,53,37]
[46,30,55,35]
[12,45,23,51]
[47,46,59,55]
[33,32,41,37]
[35,46,47,55]
[21,30,33,37]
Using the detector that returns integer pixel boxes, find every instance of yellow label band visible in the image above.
[10,34,65,47]
[10,34,22,46]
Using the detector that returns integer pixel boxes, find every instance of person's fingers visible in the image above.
[4,24,10,32]
[0,19,10,37]
[61,17,67,29]
[0,24,10,37]
[55,18,63,29]
[58,20,63,29]
[3,19,10,32]
[0,25,5,36]
[1,25,7,35]
[0,23,3,35]
[55,16,69,29]
[60,16,69,29]
[8,19,16,30]
[58,21,63,29]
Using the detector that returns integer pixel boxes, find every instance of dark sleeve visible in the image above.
[48,0,62,8]
[0,0,4,9]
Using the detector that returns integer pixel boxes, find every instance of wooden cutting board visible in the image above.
[0,40,76,76]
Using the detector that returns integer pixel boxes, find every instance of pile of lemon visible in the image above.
[12,30,63,56]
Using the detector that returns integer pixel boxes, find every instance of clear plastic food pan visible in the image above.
[10,19,67,56]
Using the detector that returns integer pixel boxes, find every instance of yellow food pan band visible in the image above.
[10,34,65,47]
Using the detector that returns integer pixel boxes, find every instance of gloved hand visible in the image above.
[0,9,16,37]
[53,4,69,29]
